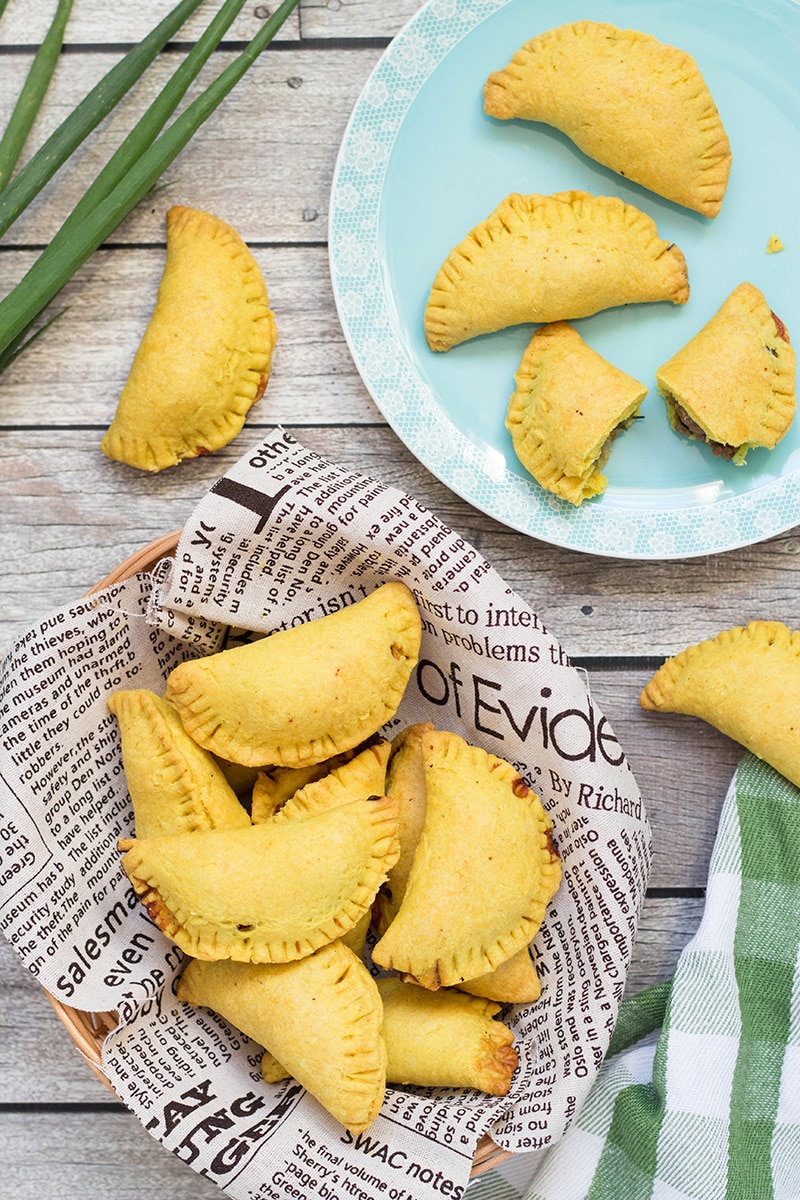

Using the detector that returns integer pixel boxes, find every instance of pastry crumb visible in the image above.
[766,234,785,254]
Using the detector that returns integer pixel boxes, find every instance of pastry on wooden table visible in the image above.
[372,729,561,990]
[108,689,250,838]
[119,795,400,962]
[505,321,647,505]
[655,283,795,464]
[484,21,731,217]
[424,191,688,351]
[178,942,386,1133]
[640,621,800,787]
[101,206,277,471]
[165,583,422,769]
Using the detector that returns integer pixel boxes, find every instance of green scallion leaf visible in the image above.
[0,0,206,239]
[0,0,75,193]
[56,0,250,244]
[0,306,68,376]
[0,0,301,361]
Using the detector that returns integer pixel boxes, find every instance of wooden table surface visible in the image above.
[0,2,795,1196]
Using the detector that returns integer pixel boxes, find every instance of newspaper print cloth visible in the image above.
[465,752,800,1200]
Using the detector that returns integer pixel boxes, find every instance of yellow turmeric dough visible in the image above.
[178,943,386,1133]
[101,206,277,471]
[424,191,689,352]
[165,583,422,769]
[372,730,561,990]
[640,621,800,788]
[484,21,731,217]
[108,689,250,839]
[119,795,400,963]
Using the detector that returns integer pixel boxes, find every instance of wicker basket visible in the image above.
[42,533,511,1180]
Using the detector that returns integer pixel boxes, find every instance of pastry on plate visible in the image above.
[178,942,386,1133]
[505,321,647,505]
[119,795,400,962]
[372,729,561,990]
[424,191,688,351]
[165,582,422,768]
[640,621,800,787]
[656,283,795,464]
[108,689,250,838]
[101,206,277,472]
[483,20,731,217]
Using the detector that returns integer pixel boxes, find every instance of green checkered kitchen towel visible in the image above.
[468,751,800,1200]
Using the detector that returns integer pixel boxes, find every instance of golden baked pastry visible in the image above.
[213,756,259,798]
[101,206,277,472]
[424,191,689,352]
[108,689,250,838]
[269,740,391,823]
[250,749,360,823]
[165,583,422,768]
[378,977,517,1095]
[372,730,561,989]
[505,321,647,505]
[119,795,400,962]
[178,942,386,1133]
[484,21,731,217]
[458,945,541,1005]
[656,283,796,464]
[375,724,549,1004]
[640,621,800,788]
[258,976,518,1097]
[373,723,434,934]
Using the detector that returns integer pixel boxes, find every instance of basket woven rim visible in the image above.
[45,531,511,1178]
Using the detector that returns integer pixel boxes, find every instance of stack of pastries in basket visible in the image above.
[423,20,796,504]
[110,583,562,1133]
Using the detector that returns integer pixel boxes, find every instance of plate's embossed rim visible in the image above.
[328,0,800,560]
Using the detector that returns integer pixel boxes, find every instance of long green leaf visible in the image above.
[0,0,75,192]
[0,0,301,359]
[0,306,67,376]
[56,0,249,243]
[0,0,205,239]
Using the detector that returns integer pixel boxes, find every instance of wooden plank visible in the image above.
[2,428,799,660]
[0,1,300,46]
[0,897,704,1105]
[0,47,380,246]
[0,247,379,427]
[1,1110,223,1200]
[301,0,419,40]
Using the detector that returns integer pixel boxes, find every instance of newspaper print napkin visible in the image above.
[466,751,800,1200]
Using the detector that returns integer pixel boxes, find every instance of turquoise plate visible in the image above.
[328,0,800,559]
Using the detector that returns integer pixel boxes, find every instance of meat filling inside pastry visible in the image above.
[483,20,732,217]
[505,321,647,505]
[424,191,689,352]
[656,283,795,464]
